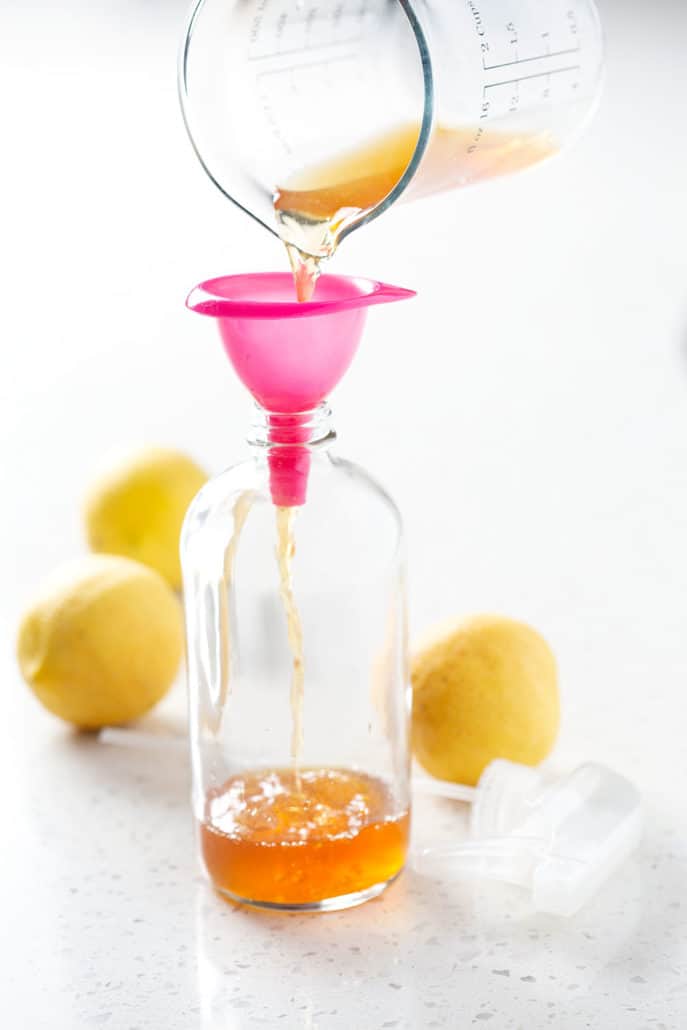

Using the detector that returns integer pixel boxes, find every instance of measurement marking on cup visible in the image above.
[483,46,580,72]
[484,64,581,90]
[255,53,357,80]
[248,37,362,62]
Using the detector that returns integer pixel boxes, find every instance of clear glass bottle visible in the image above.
[181,274,413,911]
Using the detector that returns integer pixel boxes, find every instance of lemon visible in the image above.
[16,555,183,728]
[83,447,207,589]
[412,615,559,786]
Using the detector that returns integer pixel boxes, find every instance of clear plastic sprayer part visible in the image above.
[413,761,643,917]
[179,0,603,257]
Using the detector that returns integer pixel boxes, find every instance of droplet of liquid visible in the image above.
[285,243,321,303]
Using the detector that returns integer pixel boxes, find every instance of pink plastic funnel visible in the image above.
[186,273,414,413]
[186,272,415,505]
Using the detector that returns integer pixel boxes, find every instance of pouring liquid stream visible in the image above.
[275,505,305,782]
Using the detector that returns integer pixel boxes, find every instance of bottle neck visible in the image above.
[248,402,336,450]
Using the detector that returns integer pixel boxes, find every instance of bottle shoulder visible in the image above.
[326,453,403,530]
[181,450,403,555]
[185,457,260,517]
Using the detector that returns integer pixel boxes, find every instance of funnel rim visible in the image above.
[186,272,415,320]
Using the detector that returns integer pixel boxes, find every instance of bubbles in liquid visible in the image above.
[201,767,409,905]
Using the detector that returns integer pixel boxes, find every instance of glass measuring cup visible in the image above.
[179,0,603,258]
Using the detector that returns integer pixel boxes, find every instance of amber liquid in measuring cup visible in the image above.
[276,121,558,301]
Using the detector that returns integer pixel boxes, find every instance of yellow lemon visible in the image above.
[83,447,207,589]
[17,555,183,728]
[412,614,559,786]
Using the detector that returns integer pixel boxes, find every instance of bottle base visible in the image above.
[212,868,403,913]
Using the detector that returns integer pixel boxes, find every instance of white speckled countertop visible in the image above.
[3,0,687,1026]
[4,698,685,1028]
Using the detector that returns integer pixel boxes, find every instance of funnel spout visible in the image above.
[252,407,334,508]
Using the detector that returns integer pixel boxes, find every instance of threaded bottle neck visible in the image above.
[248,402,336,449]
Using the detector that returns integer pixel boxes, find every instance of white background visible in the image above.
[2,1,687,1027]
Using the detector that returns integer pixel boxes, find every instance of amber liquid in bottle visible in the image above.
[201,768,409,906]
